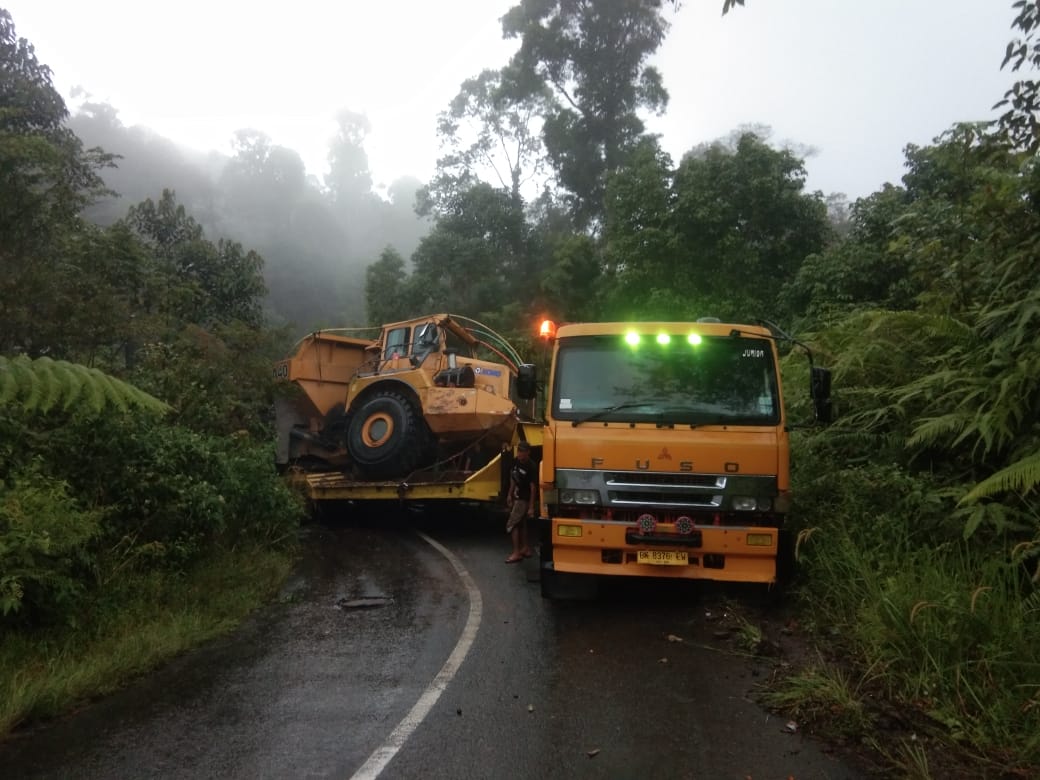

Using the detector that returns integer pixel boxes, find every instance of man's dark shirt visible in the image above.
[511,457,536,501]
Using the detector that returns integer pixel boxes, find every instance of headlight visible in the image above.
[559,489,598,505]
[732,496,757,511]
[732,497,773,512]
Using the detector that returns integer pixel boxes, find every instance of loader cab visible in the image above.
[410,321,440,367]
[383,325,411,360]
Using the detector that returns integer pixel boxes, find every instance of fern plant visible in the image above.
[0,356,169,416]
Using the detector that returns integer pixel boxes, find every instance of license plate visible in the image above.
[637,550,688,566]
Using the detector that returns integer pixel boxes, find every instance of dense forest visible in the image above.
[2,1,1040,775]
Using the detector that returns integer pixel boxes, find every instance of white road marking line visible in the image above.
[349,530,483,780]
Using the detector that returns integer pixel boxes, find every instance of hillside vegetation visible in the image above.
[2,3,1038,774]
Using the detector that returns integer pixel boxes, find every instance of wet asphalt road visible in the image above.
[0,506,866,780]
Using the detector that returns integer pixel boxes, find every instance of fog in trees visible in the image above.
[67,98,431,330]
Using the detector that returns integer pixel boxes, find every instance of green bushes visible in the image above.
[0,406,303,631]
[783,425,1040,768]
[0,394,303,734]
[0,470,101,623]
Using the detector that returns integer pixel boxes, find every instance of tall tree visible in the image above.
[779,183,914,322]
[602,131,829,322]
[432,68,552,204]
[502,0,673,226]
[364,246,415,325]
[0,9,115,356]
[405,183,534,321]
[221,129,307,233]
[325,109,374,207]
[123,190,266,329]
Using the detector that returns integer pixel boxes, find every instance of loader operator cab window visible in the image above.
[411,322,440,367]
[384,327,410,360]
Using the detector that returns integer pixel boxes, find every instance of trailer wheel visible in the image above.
[347,390,430,478]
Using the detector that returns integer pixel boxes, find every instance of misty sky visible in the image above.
[6,0,1018,200]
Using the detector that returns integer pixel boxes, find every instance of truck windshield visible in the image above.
[552,334,781,426]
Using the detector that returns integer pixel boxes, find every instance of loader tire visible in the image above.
[347,390,431,478]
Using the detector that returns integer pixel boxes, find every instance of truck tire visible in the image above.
[347,390,431,478]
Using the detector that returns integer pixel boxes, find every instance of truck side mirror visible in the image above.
[811,366,833,424]
[516,363,538,400]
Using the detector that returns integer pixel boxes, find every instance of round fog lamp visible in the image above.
[637,513,657,534]
[675,515,694,535]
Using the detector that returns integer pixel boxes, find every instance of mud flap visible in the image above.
[274,396,306,468]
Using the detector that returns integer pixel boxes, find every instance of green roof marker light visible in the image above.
[656,333,671,345]
[625,331,641,346]
[687,333,702,346]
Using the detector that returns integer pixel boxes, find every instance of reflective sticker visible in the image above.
[560,398,573,409]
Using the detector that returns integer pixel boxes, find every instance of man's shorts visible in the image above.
[506,500,527,533]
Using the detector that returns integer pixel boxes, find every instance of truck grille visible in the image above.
[605,473,724,488]
[608,491,722,508]
[603,470,724,509]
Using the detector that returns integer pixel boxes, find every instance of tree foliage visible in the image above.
[0,10,302,636]
[0,10,116,357]
[502,0,674,226]
[427,68,552,209]
[995,0,1040,153]
[602,132,829,321]
[123,189,267,329]
[406,183,535,321]
[0,10,113,250]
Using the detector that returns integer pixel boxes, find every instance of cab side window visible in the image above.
[384,327,411,359]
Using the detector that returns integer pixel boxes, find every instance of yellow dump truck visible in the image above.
[535,318,832,598]
[274,313,537,505]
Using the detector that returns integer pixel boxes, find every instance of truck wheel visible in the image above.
[347,390,431,478]
[540,568,598,600]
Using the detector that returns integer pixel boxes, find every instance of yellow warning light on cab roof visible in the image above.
[539,319,557,339]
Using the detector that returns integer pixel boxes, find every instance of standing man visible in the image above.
[505,440,536,563]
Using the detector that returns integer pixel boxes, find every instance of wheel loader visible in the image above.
[274,314,538,488]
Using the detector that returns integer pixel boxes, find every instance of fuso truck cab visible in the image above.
[535,318,832,599]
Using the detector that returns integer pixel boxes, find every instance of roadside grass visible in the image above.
[759,656,875,738]
[0,546,294,738]
[732,614,764,654]
[774,519,1040,776]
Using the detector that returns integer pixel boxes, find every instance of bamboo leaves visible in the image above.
[961,451,1040,505]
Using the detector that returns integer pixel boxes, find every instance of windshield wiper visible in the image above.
[571,402,655,427]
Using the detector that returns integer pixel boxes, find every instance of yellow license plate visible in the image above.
[637,550,689,566]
